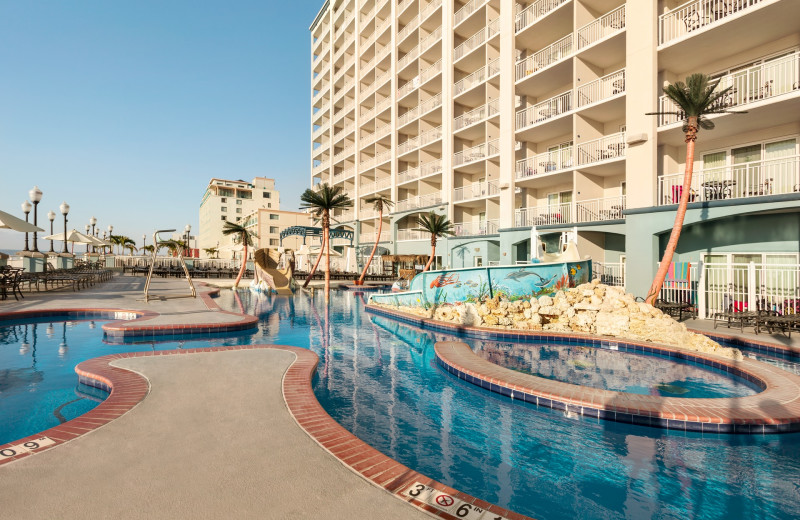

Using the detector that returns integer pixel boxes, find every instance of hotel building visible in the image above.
[242,208,314,252]
[309,0,800,310]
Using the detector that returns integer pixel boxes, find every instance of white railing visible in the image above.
[333,123,354,143]
[454,58,499,96]
[360,96,391,121]
[576,132,626,165]
[453,138,500,167]
[336,209,355,222]
[363,17,391,49]
[359,204,379,219]
[577,69,625,107]
[515,34,573,81]
[398,92,443,128]
[657,155,800,205]
[395,192,444,212]
[516,91,572,129]
[397,229,428,241]
[453,99,499,131]
[514,203,573,226]
[312,161,330,175]
[312,124,327,139]
[453,180,499,202]
[421,25,443,51]
[515,0,569,33]
[398,45,420,71]
[360,176,392,194]
[398,125,443,155]
[374,148,392,166]
[454,20,495,62]
[593,261,626,289]
[360,155,376,171]
[421,0,443,21]
[359,231,391,243]
[342,168,355,179]
[658,0,766,46]
[333,145,354,163]
[453,219,499,236]
[577,5,626,50]
[455,0,487,27]
[398,59,443,99]
[657,52,800,127]
[398,158,443,184]
[397,0,414,16]
[701,261,800,319]
[361,45,390,78]
[397,13,419,43]
[515,146,574,179]
[575,196,626,222]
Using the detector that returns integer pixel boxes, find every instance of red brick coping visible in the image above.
[0,346,532,520]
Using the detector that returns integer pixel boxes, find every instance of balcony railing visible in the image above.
[398,59,443,99]
[333,145,354,163]
[515,34,573,81]
[454,99,499,131]
[312,161,330,175]
[336,209,355,222]
[453,219,499,236]
[577,5,625,50]
[453,180,499,202]
[333,123,354,143]
[398,13,420,43]
[657,52,800,126]
[397,0,414,16]
[374,148,392,167]
[453,139,500,167]
[360,96,391,121]
[577,69,625,107]
[658,0,766,46]
[516,91,572,130]
[514,203,573,227]
[363,17,391,50]
[454,58,499,96]
[657,155,800,205]
[515,147,573,180]
[398,158,443,184]
[454,19,497,62]
[398,92,443,128]
[359,231,391,243]
[360,176,392,194]
[455,0,487,27]
[576,132,626,165]
[515,0,569,33]
[361,45,390,79]
[395,192,444,212]
[398,125,443,156]
[397,229,428,241]
[575,196,626,222]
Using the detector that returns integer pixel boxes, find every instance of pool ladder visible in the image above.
[143,229,197,302]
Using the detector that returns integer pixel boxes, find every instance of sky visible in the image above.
[0,0,323,250]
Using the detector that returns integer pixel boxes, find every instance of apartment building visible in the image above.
[242,208,314,251]
[310,0,800,304]
[198,177,280,258]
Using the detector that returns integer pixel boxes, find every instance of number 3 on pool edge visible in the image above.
[408,484,425,497]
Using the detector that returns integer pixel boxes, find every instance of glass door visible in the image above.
[731,144,762,197]
[764,138,797,194]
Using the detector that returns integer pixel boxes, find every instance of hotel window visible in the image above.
[270,226,279,234]
[220,216,226,221]
[263,192,271,198]
[236,208,242,214]
[270,214,280,220]
[269,239,279,246]
[220,197,227,203]
[236,200,242,205]
[221,207,227,212]
[701,138,797,195]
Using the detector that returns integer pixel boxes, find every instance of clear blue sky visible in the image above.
[0,0,323,250]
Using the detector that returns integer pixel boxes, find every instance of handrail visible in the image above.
[144,229,196,302]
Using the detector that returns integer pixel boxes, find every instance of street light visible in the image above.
[60,202,70,254]
[21,200,32,251]
[29,186,42,252]
[185,224,191,257]
[47,210,56,253]
[108,225,114,255]
[142,234,147,254]
[85,224,91,253]
[90,216,97,253]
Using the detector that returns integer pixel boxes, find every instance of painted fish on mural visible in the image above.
[503,268,558,287]
[430,273,459,289]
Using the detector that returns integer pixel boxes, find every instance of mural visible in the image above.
[370,260,591,308]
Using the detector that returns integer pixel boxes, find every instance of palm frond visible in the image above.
[417,211,455,238]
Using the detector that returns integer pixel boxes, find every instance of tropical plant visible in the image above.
[121,237,136,256]
[299,183,353,291]
[221,221,255,289]
[417,211,454,271]
[141,244,155,256]
[203,247,219,259]
[644,73,744,305]
[357,194,393,285]
[161,239,181,257]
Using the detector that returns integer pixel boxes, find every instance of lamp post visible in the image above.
[84,224,91,253]
[108,225,113,255]
[47,210,56,253]
[185,224,191,257]
[90,216,97,253]
[29,186,42,252]
[60,202,70,254]
[142,234,147,256]
[21,200,32,251]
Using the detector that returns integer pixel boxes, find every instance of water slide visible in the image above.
[252,248,293,295]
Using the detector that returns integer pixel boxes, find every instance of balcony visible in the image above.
[360,96,391,122]
[577,4,625,50]
[336,209,355,222]
[333,123,354,143]
[359,231,391,243]
[658,0,768,46]
[398,59,442,99]
[361,45,390,79]
[398,126,443,156]
[360,176,392,195]
[657,52,800,127]
[575,196,626,222]
[363,16,391,50]
[455,59,499,99]
[515,0,569,34]
[514,203,573,227]
[453,219,499,236]
[455,0,488,27]
[398,158,443,184]
[576,132,626,166]
[515,91,572,130]
[515,34,572,82]
[515,147,573,180]
[398,92,443,128]
[453,180,499,202]
[454,19,498,62]
[395,192,444,212]
[397,229,428,241]
[453,139,499,167]
[657,155,800,206]
[576,69,625,107]
[453,99,499,132]
[333,146,354,163]
[312,161,330,175]
[398,26,443,71]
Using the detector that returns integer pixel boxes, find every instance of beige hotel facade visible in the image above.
[309,0,800,298]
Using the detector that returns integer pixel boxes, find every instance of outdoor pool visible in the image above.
[1,290,799,520]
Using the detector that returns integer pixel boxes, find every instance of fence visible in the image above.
[700,261,800,318]
[592,261,626,288]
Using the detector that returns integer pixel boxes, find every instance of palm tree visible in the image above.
[141,244,155,256]
[221,221,255,289]
[299,183,353,291]
[644,73,744,305]
[203,247,219,259]
[121,237,136,256]
[357,194,394,285]
[417,211,454,272]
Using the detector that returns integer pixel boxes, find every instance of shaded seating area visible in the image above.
[2,260,112,297]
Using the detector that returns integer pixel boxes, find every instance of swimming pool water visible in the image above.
[2,291,799,520]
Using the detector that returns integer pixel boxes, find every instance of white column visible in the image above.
[441,0,454,220]
[498,0,516,230]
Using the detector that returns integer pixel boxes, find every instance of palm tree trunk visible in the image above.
[324,223,331,292]
[233,241,248,289]
[423,237,437,271]
[302,235,326,288]
[357,211,383,285]
[645,118,698,305]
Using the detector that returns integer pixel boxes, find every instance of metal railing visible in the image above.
[575,195,626,222]
[453,180,499,202]
[398,158,443,184]
[397,125,443,156]
[360,176,392,194]
[454,20,496,62]
[453,98,499,131]
[514,202,573,226]
[577,4,626,49]
[359,231,391,243]
[395,192,444,212]
[657,52,800,126]
[515,146,574,179]
[657,155,800,205]
[397,229,428,241]
[576,132,626,165]
[577,69,625,107]
[701,261,800,319]
[455,0,487,27]
[453,139,500,167]
[515,0,569,33]
[658,0,766,46]
[593,261,626,288]
[398,92,443,128]
[516,91,572,130]
[454,58,499,96]
[515,34,573,81]
[398,59,443,99]
[453,219,499,236]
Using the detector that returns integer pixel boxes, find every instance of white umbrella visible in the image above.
[43,229,96,244]
[0,209,44,232]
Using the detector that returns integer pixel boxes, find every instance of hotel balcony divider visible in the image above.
[453,139,500,167]
[453,180,499,202]
[395,192,444,212]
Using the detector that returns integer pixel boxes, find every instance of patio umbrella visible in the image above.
[0,209,44,232]
[43,229,96,244]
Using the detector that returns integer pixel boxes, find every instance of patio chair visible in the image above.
[0,268,24,300]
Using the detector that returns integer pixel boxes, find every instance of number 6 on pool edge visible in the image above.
[456,503,472,517]
[408,484,425,497]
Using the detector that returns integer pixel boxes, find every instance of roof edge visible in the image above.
[309,0,330,32]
